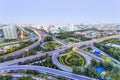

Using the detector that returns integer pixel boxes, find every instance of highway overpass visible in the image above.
[0,65,95,80]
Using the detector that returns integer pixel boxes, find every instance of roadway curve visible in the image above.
[52,49,94,72]
[0,34,120,79]
[52,52,72,72]
[0,28,42,58]
[73,34,120,65]
[0,65,95,80]
[51,35,120,72]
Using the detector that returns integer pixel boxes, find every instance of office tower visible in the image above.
[3,25,18,39]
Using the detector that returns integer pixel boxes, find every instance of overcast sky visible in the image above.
[0,0,120,24]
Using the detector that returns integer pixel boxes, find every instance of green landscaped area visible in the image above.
[55,31,92,41]
[83,47,113,63]
[94,42,120,61]
[65,39,79,43]
[100,54,113,63]
[44,41,62,49]
[58,51,86,68]
[84,47,93,53]
[104,38,120,44]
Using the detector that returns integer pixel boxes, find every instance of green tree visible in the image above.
[44,36,53,42]
[91,59,97,67]
[72,66,79,74]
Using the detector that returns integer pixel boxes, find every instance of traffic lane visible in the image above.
[2,29,42,58]
[0,65,94,80]
[52,52,72,72]
[0,53,47,67]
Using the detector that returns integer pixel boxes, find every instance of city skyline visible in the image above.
[0,0,120,24]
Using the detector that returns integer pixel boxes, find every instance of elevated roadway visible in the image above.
[0,28,42,58]
[0,65,95,80]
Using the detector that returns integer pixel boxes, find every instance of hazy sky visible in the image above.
[0,0,120,24]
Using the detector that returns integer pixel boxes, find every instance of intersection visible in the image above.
[0,29,120,80]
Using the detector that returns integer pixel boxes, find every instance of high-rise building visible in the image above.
[3,25,18,39]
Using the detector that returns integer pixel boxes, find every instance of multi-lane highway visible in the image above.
[0,29,96,80]
[0,28,42,58]
[74,34,120,48]
[0,65,95,80]
[52,34,120,71]
[0,52,48,67]
[0,30,120,80]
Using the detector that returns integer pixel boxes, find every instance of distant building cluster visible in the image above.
[0,24,120,40]
[30,24,120,34]
[96,24,120,31]
[74,30,117,38]
[106,43,120,48]
[30,24,96,33]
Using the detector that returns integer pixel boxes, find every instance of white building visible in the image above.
[106,43,120,48]
[3,25,18,39]
[44,24,75,33]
